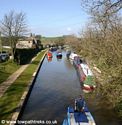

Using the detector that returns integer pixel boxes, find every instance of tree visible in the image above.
[80,0,122,117]
[0,10,28,59]
[81,0,122,15]
[63,35,81,53]
[81,0,122,37]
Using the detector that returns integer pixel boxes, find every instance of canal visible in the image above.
[19,51,121,125]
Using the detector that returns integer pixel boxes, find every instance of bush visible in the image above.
[14,48,39,65]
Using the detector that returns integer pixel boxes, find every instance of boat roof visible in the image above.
[69,53,78,59]
[80,63,93,76]
[68,107,95,125]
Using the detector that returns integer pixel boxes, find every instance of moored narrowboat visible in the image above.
[66,50,71,58]
[47,51,53,58]
[83,76,96,91]
[77,63,96,91]
[56,51,62,59]
[69,52,78,60]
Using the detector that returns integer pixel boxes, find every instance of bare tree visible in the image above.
[63,35,81,53]
[80,0,122,116]
[0,10,28,59]
[81,0,122,15]
[81,0,122,37]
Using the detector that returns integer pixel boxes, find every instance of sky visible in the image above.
[0,0,89,37]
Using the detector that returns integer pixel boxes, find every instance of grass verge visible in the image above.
[0,50,46,124]
[0,60,20,84]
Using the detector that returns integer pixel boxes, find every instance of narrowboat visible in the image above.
[62,98,96,125]
[47,51,53,58]
[80,63,93,76]
[66,50,71,58]
[73,56,83,68]
[83,76,96,91]
[69,52,78,60]
[77,63,96,91]
[56,52,62,59]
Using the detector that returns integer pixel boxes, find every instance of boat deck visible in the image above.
[69,112,95,125]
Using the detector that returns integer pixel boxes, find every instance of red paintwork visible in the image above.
[82,86,94,93]
[47,51,52,58]
[82,86,94,91]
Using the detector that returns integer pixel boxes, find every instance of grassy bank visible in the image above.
[0,50,46,124]
[0,60,20,84]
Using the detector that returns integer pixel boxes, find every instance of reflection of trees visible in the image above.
[47,57,52,62]
[64,58,74,70]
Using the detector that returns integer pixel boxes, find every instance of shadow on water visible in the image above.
[18,51,121,125]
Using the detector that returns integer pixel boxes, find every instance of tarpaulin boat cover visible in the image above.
[74,112,88,123]
[68,107,88,123]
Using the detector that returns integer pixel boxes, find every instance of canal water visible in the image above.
[19,51,121,125]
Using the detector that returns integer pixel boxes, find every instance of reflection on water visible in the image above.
[19,51,121,125]
[47,57,52,62]
[20,51,81,125]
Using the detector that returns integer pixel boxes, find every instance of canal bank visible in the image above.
[84,59,122,124]
[11,50,47,125]
[0,50,47,125]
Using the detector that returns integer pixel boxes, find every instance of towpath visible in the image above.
[0,56,36,98]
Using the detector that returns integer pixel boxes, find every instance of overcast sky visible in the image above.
[0,0,89,37]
